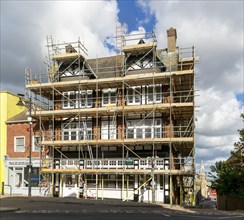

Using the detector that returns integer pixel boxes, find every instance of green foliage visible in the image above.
[210,161,244,197]
[209,114,244,198]
[232,113,244,152]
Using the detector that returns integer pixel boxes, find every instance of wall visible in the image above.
[7,123,40,158]
[217,194,244,210]
[0,91,24,192]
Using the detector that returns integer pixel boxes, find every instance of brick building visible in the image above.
[25,27,198,204]
[5,110,42,195]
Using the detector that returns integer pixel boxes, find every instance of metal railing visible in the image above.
[42,157,194,172]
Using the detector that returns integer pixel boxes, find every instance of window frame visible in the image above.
[32,136,42,152]
[147,84,162,104]
[62,91,77,109]
[127,86,141,105]
[78,90,93,108]
[101,117,117,140]
[62,90,93,109]
[102,88,117,106]
[127,118,161,139]
[14,136,25,152]
[62,120,93,141]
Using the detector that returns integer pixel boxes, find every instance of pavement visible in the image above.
[0,194,244,217]
[0,207,20,212]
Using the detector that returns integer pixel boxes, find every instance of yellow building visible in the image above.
[0,91,24,193]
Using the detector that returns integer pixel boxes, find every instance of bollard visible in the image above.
[1,182,4,195]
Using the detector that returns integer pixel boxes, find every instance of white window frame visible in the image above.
[127,119,161,139]
[147,84,162,104]
[101,117,117,140]
[32,136,42,152]
[62,120,92,141]
[62,122,78,141]
[79,120,93,140]
[102,88,117,106]
[14,136,25,152]
[127,86,141,105]
[128,59,154,70]
[78,90,93,108]
[62,91,76,109]
[62,90,93,109]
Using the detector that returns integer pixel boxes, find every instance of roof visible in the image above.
[87,55,122,78]
[0,90,20,97]
[6,110,28,124]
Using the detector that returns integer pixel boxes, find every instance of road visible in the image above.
[0,196,243,220]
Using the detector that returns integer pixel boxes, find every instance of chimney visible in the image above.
[167,27,177,53]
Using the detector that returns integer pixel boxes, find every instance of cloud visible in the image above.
[138,0,244,170]
[1,0,243,173]
[0,1,119,93]
[196,89,242,136]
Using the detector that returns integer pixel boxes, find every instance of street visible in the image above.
[0,196,243,220]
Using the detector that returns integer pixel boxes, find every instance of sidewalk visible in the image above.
[160,203,244,216]
[0,207,20,212]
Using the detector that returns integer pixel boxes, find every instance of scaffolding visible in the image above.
[26,28,198,205]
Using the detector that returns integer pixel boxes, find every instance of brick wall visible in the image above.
[7,122,40,158]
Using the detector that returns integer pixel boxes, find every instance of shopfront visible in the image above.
[5,158,41,195]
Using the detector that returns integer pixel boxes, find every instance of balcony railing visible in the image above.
[42,157,194,172]
[29,90,194,111]
[41,124,194,142]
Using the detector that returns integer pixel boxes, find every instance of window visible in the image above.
[79,121,92,140]
[78,90,93,108]
[32,136,42,152]
[65,174,76,188]
[62,122,78,141]
[14,136,25,152]
[62,91,76,109]
[62,90,93,109]
[62,120,92,141]
[102,88,117,106]
[128,59,153,70]
[127,119,161,139]
[101,117,117,139]
[127,86,141,105]
[147,84,162,104]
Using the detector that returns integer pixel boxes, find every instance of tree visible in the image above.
[234,113,244,151]
[231,113,244,166]
[209,114,244,198]
[209,161,244,197]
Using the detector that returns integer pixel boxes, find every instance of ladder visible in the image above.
[116,24,123,77]
[82,120,94,168]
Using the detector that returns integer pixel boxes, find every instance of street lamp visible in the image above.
[17,93,32,197]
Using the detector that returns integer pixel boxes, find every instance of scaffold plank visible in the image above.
[33,103,193,117]
[41,137,194,146]
[52,52,84,62]
[41,168,194,175]
[26,70,194,93]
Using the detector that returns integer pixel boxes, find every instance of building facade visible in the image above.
[5,110,43,195]
[26,28,197,204]
[0,91,24,193]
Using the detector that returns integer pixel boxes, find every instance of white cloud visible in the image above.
[39,1,119,58]
[124,26,147,45]
[196,89,242,136]
[1,0,243,173]
[1,1,119,92]
[139,0,244,170]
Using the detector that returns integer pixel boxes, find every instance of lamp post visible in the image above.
[17,93,32,197]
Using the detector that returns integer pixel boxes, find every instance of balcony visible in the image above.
[41,157,194,175]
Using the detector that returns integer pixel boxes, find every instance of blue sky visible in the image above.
[117,0,156,33]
